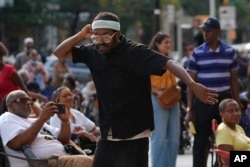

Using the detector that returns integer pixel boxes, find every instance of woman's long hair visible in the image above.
[148,32,170,52]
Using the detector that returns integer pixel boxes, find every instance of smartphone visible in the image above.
[54,103,65,114]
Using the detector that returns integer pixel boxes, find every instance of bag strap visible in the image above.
[170,73,177,86]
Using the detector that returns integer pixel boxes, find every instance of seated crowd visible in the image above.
[0,90,93,167]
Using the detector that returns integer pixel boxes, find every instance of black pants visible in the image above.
[92,138,149,167]
[192,90,232,167]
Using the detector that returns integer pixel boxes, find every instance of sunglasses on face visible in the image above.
[91,32,116,44]
[12,97,32,104]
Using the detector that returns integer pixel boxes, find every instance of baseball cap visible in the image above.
[24,37,34,44]
[198,17,220,31]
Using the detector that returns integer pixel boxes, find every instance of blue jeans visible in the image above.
[150,95,180,167]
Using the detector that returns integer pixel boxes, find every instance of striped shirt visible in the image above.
[187,40,238,92]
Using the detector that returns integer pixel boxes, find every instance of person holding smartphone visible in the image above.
[50,86,100,154]
[0,90,93,167]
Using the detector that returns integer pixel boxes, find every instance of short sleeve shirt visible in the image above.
[0,112,66,167]
[187,40,238,92]
[71,35,169,139]
[50,108,95,132]
[0,64,20,100]
[216,123,250,151]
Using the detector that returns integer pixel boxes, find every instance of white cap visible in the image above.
[24,37,34,44]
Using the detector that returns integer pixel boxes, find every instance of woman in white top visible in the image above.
[50,86,100,152]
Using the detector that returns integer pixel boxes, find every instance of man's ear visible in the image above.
[6,103,13,112]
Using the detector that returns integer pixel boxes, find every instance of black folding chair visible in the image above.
[0,137,60,167]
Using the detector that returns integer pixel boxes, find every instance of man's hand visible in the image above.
[78,131,98,142]
[79,24,92,40]
[184,111,193,130]
[188,82,218,105]
[56,105,70,123]
[39,102,58,122]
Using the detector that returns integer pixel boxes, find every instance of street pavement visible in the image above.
[149,147,214,167]
[176,148,213,167]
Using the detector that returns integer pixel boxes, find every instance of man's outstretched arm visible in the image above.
[164,59,218,105]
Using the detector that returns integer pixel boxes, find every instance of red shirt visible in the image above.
[0,64,20,100]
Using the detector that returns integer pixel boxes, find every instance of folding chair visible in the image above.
[0,137,60,167]
[210,119,230,167]
[0,151,60,167]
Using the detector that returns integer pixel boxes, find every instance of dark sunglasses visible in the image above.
[12,97,32,104]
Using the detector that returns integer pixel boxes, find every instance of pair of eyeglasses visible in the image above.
[12,97,32,104]
[91,32,116,44]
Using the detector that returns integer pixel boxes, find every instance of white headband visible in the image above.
[92,20,120,31]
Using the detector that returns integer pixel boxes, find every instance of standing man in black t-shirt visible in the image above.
[53,11,218,167]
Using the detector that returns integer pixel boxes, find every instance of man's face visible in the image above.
[202,29,219,45]
[91,29,119,54]
[29,49,38,61]
[26,42,34,50]
[9,93,32,118]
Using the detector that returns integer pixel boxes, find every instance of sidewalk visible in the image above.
[149,147,213,167]
[176,148,193,167]
[176,148,213,167]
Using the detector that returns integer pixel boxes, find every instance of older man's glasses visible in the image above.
[12,97,32,104]
[91,32,116,44]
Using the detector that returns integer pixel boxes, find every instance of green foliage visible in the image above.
[161,0,180,8]
[0,0,182,34]
[1,0,249,45]
[235,0,250,21]
[180,0,250,43]
[180,0,209,16]
[180,0,250,23]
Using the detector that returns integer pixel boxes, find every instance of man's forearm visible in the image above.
[53,32,83,60]
[187,87,195,111]
[165,60,194,86]
[58,121,71,144]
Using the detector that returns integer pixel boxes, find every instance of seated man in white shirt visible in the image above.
[0,90,92,167]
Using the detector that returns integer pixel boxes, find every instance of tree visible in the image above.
[0,0,97,53]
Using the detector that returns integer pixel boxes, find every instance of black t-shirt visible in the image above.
[72,35,169,139]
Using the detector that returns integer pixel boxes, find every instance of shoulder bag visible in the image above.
[157,76,181,109]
